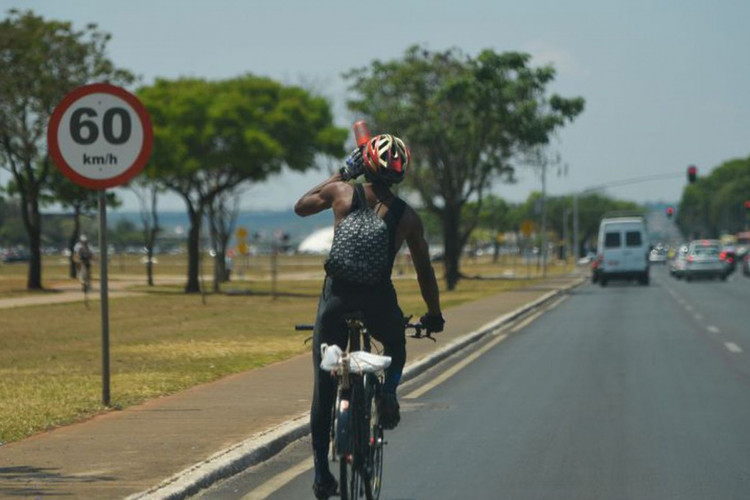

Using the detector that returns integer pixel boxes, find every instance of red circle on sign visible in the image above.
[47,83,153,190]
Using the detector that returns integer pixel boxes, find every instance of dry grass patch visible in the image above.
[0,257,571,443]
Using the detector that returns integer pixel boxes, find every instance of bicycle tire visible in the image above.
[338,382,358,500]
[342,377,379,499]
[363,374,384,500]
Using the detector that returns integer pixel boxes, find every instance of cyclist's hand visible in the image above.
[339,147,365,181]
[420,313,445,334]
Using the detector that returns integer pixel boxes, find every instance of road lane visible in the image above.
[196,271,750,499]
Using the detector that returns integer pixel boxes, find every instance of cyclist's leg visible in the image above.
[311,278,349,491]
[360,283,405,431]
[361,283,406,394]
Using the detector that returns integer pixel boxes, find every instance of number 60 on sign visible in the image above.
[48,83,153,190]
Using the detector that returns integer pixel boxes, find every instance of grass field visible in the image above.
[0,252,571,443]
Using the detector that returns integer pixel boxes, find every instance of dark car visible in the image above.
[743,252,750,277]
[720,245,737,277]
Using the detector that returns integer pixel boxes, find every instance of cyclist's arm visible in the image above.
[294,172,352,218]
[404,209,442,316]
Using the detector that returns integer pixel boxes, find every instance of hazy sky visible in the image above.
[3,0,749,212]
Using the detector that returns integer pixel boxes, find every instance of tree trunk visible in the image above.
[23,198,42,290]
[442,207,462,291]
[185,210,202,293]
[213,251,224,292]
[146,247,155,287]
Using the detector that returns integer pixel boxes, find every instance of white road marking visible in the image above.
[707,326,721,334]
[684,305,694,312]
[725,342,743,354]
[694,313,703,320]
[240,457,313,500]
[404,332,509,400]
[405,296,569,400]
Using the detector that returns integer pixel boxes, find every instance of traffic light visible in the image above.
[687,165,697,184]
[666,206,674,218]
[745,200,750,211]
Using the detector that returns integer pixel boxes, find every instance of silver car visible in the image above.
[684,240,725,282]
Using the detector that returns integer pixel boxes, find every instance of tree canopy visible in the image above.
[0,9,133,288]
[137,75,347,292]
[677,156,750,239]
[346,45,584,289]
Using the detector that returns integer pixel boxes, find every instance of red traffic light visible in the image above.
[687,165,697,183]
[666,206,674,217]
[745,200,750,210]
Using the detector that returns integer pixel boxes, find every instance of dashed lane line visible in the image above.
[725,342,743,354]
[404,295,569,401]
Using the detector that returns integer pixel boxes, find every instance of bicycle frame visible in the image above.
[331,314,384,500]
[296,314,427,500]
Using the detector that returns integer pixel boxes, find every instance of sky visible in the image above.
[3,0,749,212]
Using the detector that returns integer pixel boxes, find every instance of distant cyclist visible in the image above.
[295,133,445,499]
[73,234,93,285]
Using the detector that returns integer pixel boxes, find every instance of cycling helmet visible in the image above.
[363,134,410,185]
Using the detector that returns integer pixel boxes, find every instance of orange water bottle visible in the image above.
[353,120,371,148]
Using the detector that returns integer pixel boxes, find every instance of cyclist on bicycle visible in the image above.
[73,234,93,282]
[295,133,444,499]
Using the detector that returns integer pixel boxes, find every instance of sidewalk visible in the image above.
[0,274,584,500]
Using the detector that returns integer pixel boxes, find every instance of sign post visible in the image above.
[48,83,153,406]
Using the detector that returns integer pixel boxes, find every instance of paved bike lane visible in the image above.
[0,275,583,499]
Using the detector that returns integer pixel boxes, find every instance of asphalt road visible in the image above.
[194,266,750,500]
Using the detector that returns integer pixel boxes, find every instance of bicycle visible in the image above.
[296,313,427,500]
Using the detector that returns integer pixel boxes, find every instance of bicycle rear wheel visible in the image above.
[340,377,378,499]
[363,374,384,500]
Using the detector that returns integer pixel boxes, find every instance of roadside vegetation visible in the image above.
[0,255,567,443]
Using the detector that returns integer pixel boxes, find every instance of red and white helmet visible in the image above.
[363,134,410,185]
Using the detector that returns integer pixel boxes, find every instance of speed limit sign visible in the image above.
[48,83,153,189]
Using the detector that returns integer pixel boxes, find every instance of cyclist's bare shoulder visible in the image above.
[295,174,353,218]
[399,203,424,238]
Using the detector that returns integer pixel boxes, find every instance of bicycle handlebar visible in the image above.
[294,318,436,341]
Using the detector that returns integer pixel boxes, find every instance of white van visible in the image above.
[596,215,650,286]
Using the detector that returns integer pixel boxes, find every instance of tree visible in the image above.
[472,195,513,262]
[676,156,750,238]
[138,75,347,293]
[0,9,133,289]
[130,178,162,286]
[207,189,240,291]
[346,45,584,289]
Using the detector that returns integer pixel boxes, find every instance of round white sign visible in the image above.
[48,83,152,189]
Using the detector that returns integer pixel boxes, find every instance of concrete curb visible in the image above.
[129,277,584,500]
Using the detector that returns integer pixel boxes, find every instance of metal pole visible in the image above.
[271,241,278,300]
[98,190,111,407]
[563,208,569,273]
[573,194,580,261]
[541,161,547,278]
